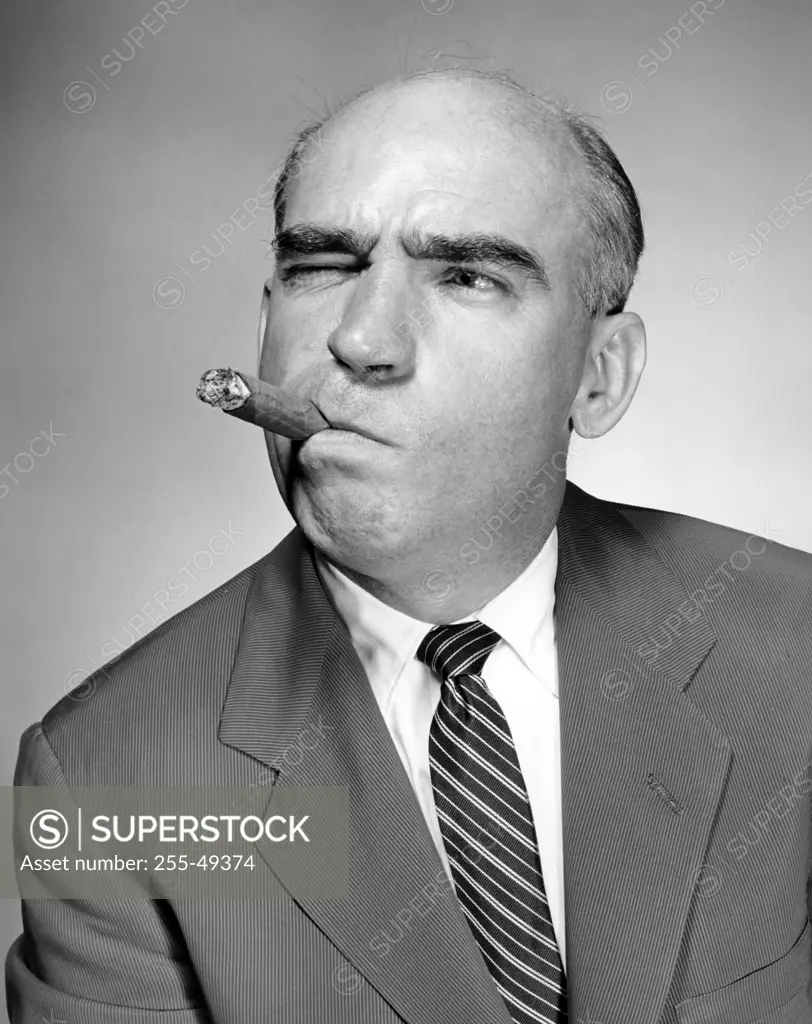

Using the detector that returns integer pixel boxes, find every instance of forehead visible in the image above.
[282,80,585,265]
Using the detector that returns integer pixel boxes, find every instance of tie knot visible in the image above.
[415,620,502,683]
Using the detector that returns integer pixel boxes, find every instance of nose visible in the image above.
[327,260,419,386]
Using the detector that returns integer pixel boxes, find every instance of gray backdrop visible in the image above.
[3,0,811,1015]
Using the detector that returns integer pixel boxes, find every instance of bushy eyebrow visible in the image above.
[272,225,377,260]
[401,229,549,288]
[272,224,550,288]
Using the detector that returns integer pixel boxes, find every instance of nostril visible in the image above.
[357,367,386,385]
[344,359,386,386]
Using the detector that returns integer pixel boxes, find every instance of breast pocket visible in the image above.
[675,918,811,1024]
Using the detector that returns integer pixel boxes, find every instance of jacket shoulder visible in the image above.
[615,496,812,579]
[611,495,812,639]
[33,530,301,781]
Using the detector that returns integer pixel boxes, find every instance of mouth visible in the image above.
[326,425,386,443]
[309,402,394,446]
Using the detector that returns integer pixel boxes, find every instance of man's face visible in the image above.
[262,79,593,576]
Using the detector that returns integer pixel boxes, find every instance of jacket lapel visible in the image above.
[555,483,731,1023]
[219,529,513,1024]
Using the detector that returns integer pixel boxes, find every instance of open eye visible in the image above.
[443,268,508,294]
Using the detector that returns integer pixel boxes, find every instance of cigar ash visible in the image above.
[196,368,251,411]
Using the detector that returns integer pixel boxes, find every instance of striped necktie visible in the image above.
[415,620,568,1024]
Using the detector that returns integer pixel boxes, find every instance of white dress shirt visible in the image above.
[313,528,565,970]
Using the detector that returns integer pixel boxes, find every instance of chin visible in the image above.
[292,483,413,572]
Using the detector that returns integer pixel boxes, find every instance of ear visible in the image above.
[569,311,646,439]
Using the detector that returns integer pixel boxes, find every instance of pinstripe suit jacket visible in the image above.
[6,482,812,1023]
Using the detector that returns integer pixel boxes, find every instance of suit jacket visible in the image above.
[6,482,812,1023]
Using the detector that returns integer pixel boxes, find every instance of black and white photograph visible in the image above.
[2,0,811,1021]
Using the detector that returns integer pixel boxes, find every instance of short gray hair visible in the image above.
[272,68,644,319]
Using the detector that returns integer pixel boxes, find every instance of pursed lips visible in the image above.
[326,423,389,444]
[310,406,395,446]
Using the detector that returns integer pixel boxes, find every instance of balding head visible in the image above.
[273,67,644,319]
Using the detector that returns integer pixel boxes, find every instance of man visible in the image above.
[6,67,812,1023]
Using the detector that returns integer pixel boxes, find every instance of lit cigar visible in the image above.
[196,368,330,440]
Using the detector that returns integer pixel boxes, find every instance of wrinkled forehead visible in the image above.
[281,79,587,270]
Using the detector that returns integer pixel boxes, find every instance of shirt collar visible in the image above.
[313,527,558,697]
